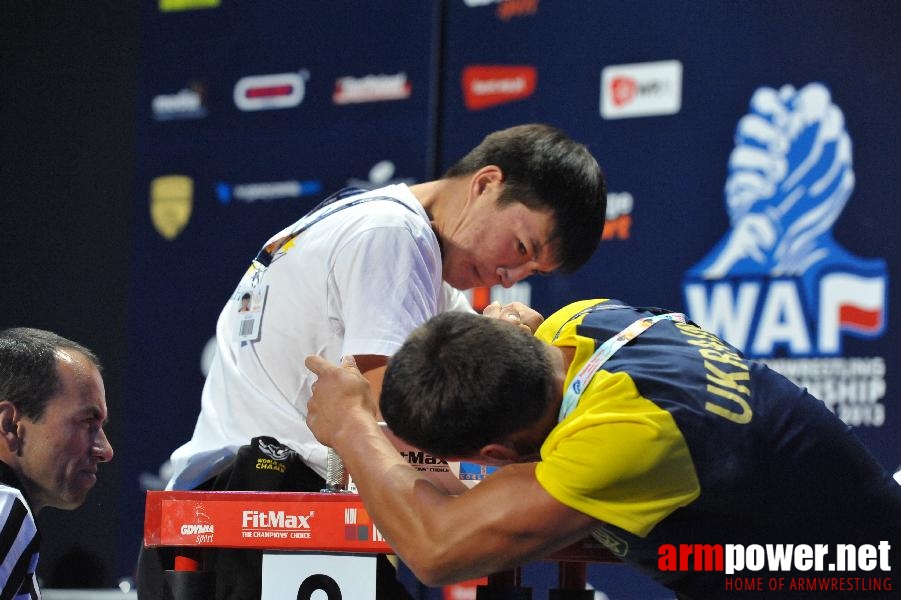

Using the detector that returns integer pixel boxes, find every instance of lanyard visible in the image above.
[249,187,418,287]
[558,309,686,422]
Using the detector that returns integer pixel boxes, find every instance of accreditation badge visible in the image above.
[233,282,268,343]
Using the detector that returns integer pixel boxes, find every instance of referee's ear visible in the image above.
[0,401,20,454]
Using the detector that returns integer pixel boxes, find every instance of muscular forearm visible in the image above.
[305,354,593,584]
[329,413,467,583]
[332,416,591,584]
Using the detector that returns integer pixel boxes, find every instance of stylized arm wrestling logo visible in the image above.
[692,82,854,278]
[258,438,296,461]
[684,82,887,357]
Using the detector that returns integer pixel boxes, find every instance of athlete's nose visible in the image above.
[496,264,532,288]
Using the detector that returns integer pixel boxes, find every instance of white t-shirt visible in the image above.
[167,184,473,489]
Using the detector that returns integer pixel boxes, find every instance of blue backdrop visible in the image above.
[129,2,900,597]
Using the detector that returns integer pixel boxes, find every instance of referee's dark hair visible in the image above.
[0,328,101,421]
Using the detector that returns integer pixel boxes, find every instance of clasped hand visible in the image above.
[305,302,543,445]
[304,354,375,447]
[481,300,544,333]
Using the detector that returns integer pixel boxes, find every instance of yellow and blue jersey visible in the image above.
[534,300,901,598]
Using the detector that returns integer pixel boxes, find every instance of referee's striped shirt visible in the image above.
[0,463,40,600]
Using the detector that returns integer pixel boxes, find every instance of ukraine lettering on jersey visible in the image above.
[682,82,887,358]
[675,321,752,425]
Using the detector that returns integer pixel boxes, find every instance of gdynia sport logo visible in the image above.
[658,541,892,592]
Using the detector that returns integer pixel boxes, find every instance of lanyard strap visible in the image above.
[252,187,366,269]
[249,187,420,286]
[558,310,686,422]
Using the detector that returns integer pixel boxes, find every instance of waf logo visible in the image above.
[683,83,888,358]
[234,71,307,111]
[462,65,536,111]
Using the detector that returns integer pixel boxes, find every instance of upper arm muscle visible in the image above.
[353,354,388,417]
[416,462,597,581]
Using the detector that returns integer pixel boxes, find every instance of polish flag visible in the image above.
[819,272,886,353]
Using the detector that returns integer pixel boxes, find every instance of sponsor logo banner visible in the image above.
[600,60,682,119]
[216,179,323,204]
[234,72,307,112]
[159,0,219,12]
[159,499,390,551]
[463,0,539,21]
[150,175,193,240]
[462,65,536,111]
[346,160,417,190]
[604,192,634,241]
[333,73,411,105]
[152,83,207,121]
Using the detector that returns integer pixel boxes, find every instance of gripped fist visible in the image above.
[304,354,376,447]
[481,301,544,334]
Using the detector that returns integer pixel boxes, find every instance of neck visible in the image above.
[545,344,575,421]
[0,459,43,514]
[559,345,576,371]
[408,180,441,218]
[409,178,468,234]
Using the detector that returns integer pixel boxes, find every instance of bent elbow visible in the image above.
[401,548,461,587]
[413,569,447,588]
[403,555,445,587]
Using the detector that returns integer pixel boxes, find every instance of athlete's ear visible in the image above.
[469,165,504,199]
[478,442,518,465]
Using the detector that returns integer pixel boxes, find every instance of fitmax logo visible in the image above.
[401,451,447,466]
[242,510,314,529]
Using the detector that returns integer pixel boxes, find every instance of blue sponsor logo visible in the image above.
[683,83,886,357]
[216,179,323,205]
[458,462,498,481]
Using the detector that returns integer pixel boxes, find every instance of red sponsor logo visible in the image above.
[610,76,638,106]
[462,65,536,111]
[464,0,539,21]
[497,0,538,20]
[233,72,306,111]
[333,73,412,105]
